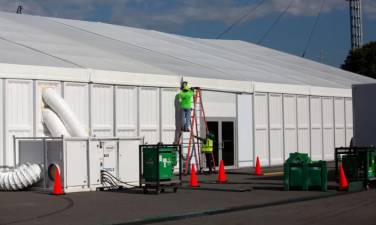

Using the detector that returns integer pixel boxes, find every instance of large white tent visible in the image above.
[0,11,373,168]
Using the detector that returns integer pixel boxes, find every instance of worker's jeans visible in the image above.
[182,109,191,131]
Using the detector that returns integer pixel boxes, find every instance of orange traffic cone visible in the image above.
[190,164,199,187]
[339,164,349,191]
[52,168,64,195]
[217,160,227,183]
[254,156,262,176]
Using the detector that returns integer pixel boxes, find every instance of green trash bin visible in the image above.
[143,146,174,182]
[284,152,327,191]
[308,161,327,192]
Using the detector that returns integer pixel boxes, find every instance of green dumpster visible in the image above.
[284,152,327,191]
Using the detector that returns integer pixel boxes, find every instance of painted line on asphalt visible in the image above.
[263,172,284,176]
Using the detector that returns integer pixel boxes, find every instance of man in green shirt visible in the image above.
[179,82,194,132]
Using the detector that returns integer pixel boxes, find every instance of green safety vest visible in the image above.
[202,138,213,153]
[179,89,193,109]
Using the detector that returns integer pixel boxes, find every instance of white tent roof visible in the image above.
[0,11,373,95]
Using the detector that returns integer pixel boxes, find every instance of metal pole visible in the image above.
[348,0,363,50]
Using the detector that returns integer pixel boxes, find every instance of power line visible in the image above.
[302,0,326,57]
[257,0,296,44]
[216,0,267,39]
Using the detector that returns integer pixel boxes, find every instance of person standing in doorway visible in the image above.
[201,133,215,174]
[179,81,194,132]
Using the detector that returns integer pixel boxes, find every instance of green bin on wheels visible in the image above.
[143,146,174,182]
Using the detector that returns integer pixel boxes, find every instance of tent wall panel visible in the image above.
[334,97,346,148]
[90,84,114,137]
[161,88,177,144]
[345,98,353,146]
[0,80,3,165]
[254,93,269,166]
[297,95,310,155]
[35,81,61,136]
[237,94,253,167]
[322,97,335,160]
[115,86,138,137]
[202,91,236,118]
[310,96,323,160]
[63,82,89,133]
[283,94,298,159]
[139,87,160,144]
[269,94,283,165]
[5,79,33,166]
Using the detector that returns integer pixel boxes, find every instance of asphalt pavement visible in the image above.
[0,166,374,225]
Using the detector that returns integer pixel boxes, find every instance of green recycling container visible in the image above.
[284,152,327,191]
[143,146,175,182]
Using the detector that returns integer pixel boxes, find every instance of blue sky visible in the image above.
[0,0,375,67]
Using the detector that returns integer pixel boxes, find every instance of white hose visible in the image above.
[0,163,42,191]
[42,108,71,137]
[42,88,88,137]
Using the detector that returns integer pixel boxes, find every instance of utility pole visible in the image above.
[347,0,363,50]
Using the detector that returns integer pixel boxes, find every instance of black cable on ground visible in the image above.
[101,170,139,188]
[302,0,326,57]
[216,0,267,39]
[258,0,296,44]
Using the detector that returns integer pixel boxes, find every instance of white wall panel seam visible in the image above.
[345,97,349,146]
[321,97,324,160]
[267,93,271,166]
[332,97,336,148]
[137,87,140,137]
[252,93,256,167]
[1,79,4,166]
[308,96,312,157]
[113,85,117,137]
[295,96,299,153]
[32,80,36,137]
[235,94,239,166]
[159,88,162,143]
[88,83,92,136]
[281,94,286,161]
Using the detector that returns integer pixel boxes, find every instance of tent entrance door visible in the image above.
[207,120,235,167]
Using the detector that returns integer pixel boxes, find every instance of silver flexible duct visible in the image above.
[0,163,42,191]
